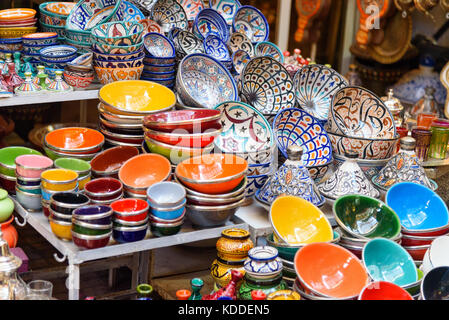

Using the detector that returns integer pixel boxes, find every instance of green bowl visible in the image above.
[403,268,424,296]
[333,194,401,240]
[150,222,182,237]
[54,158,91,176]
[65,28,92,44]
[0,147,42,177]
[71,223,111,236]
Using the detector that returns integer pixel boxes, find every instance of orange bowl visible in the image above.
[175,154,248,195]
[45,127,104,153]
[118,154,171,190]
[294,242,370,299]
[0,8,36,21]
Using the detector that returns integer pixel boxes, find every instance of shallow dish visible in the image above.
[0,8,36,21]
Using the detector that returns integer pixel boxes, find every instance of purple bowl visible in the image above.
[72,205,113,225]
[112,224,148,243]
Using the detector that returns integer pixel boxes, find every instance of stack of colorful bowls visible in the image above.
[147,182,186,237]
[14,154,53,212]
[98,80,176,149]
[91,21,145,85]
[142,109,221,166]
[90,146,139,179]
[22,32,58,63]
[0,38,22,56]
[39,44,78,78]
[39,2,75,39]
[386,182,449,263]
[0,146,42,194]
[110,198,149,243]
[71,205,113,249]
[64,52,95,90]
[43,127,105,161]
[84,178,123,206]
[141,32,176,89]
[41,169,79,217]
[49,191,90,241]
[175,154,248,228]
[54,158,91,191]
[0,8,37,40]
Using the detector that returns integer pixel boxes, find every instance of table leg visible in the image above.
[131,253,140,290]
[138,251,151,284]
[66,263,80,300]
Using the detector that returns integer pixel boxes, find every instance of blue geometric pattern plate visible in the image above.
[255,41,284,63]
[203,34,231,62]
[293,64,348,121]
[232,5,269,43]
[209,0,241,25]
[193,8,229,42]
[273,108,332,167]
[179,0,205,21]
[150,0,188,33]
[143,32,175,58]
[118,1,145,22]
[240,56,295,115]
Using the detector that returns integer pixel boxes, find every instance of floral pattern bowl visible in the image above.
[232,5,269,43]
[93,53,144,68]
[150,0,188,33]
[93,47,144,61]
[143,32,175,58]
[91,21,144,46]
[193,8,229,42]
[92,40,144,55]
[94,65,144,85]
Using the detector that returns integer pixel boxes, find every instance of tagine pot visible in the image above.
[0,189,14,223]
[216,228,254,261]
[237,273,288,300]
[0,215,18,248]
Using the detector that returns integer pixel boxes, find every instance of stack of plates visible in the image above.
[0,8,37,54]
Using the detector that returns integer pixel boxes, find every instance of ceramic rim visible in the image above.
[84,181,123,198]
[90,192,123,205]
[71,229,112,241]
[150,219,184,228]
[145,136,214,153]
[44,127,104,153]
[143,110,221,127]
[72,218,112,230]
[104,138,143,148]
[186,198,245,212]
[41,174,79,185]
[99,115,143,130]
[99,125,144,140]
[15,185,40,198]
[44,145,100,160]
[112,200,149,216]
[50,193,90,208]
[72,206,113,220]
[49,207,73,220]
[113,223,148,232]
[186,192,244,205]
[150,199,186,212]
[143,125,222,139]
[149,210,186,224]
[49,216,71,226]
[114,216,149,226]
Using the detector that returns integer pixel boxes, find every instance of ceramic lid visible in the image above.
[0,229,21,273]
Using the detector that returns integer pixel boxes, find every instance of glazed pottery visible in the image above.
[49,217,72,241]
[267,290,300,300]
[294,64,348,121]
[232,5,269,43]
[177,53,238,109]
[358,281,413,300]
[227,32,254,56]
[71,230,111,249]
[15,186,41,211]
[66,0,122,31]
[143,32,175,58]
[90,146,139,178]
[186,198,245,228]
[0,8,36,21]
[0,147,42,178]
[144,124,221,148]
[269,195,332,245]
[294,242,370,299]
[428,236,449,271]
[363,238,418,286]
[193,8,229,42]
[112,223,148,243]
[386,182,449,235]
[91,21,143,46]
[110,198,149,216]
[421,266,449,300]
[203,34,231,64]
[150,0,188,33]
[176,175,247,200]
[240,56,295,115]
[146,182,186,208]
[171,29,204,60]
[150,199,186,220]
[210,257,245,289]
[54,158,90,178]
[245,173,270,198]
[216,228,254,261]
[47,70,72,92]
[232,49,250,75]
[0,174,16,194]
[0,189,13,223]
[45,127,104,154]
[39,44,77,62]
[72,205,113,225]
[93,48,144,61]
[41,169,78,191]
[50,192,90,214]
[0,215,18,248]
[45,2,75,16]
[429,125,449,159]
[139,18,162,34]
[238,274,288,300]
[71,220,112,236]
[15,154,53,179]
[150,219,183,237]
[92,40,144,55]
[14,72,41,95]
[244,246,282,279]
[94,65,143,85]
[255,41,284,63]
[209,0,240,25]
[84,178,123,201]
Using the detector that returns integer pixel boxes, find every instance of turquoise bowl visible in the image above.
[65,28,92,44]
[363,238,418,287]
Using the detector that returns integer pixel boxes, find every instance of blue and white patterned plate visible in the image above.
[150,0,188,33]
[171,29,204,60]
[240,56,295,115]
[209,0,241,25]
[203,34,231,62]
[118,0,145,22]
[255,41,284,63]
[66,0,122,31]
[179,0,205,21]
[193,8,229,42]
[143,32,175,58]
[294,64,348,121]
[227,31,254,56]
[177,53,238,109]
[232,49,250,75]
[232,5,269,43]
[273,107,332,167]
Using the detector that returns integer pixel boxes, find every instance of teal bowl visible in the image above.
[17,184,42,195]
[363,238,418,287]
[65,28,92,44]
[0,147,42,177]
[333,194,401,240]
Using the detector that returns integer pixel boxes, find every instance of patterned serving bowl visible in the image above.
[94,65,144,85]
[116,0,145,22]
[232,5,269,43]
[203,34,231,65]
[93,52,144,68]
[143,32,175,59]
[177,53,238,109]
[39,2,69,26]
[0,27,37,39]
[139,18,162,34]
[228,31,254,58]
[93,47,144,61]
[150,0,188,33]
[65,0,122,31]
[209,0,241,25]
[39,44,77,62]
[170,28,204,61]
[64,27,91,44]
[178,0,205,21]
[22,32,58,46]
[91,21,144,46]
[45,1,76,16]
[255,41,284,63]
[193,8,229,42]
[63,71,94,89]
[240,56,295,115]
[92,40,144,55]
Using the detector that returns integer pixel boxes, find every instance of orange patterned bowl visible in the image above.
[45,127,104,154]
[94,65,144,85]
[45,2,76,16]
[118,154,171,191]
[175,154,248,195]
[0,8,36,21]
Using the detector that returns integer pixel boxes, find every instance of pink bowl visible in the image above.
[15,154,53,178]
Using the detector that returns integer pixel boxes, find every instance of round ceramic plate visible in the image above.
[273,108,332,167]
[232,49,250,75]
[179,0,205,21]
[150,0,188,33]
[203,34,231,62]
[193,8,229,42]
[214,101,274,153]
[240,56,295,115]
[232,5,269,43]
[209,0,241,25]
[255,41,284,63]
[294,64,348,121]
[227,31,254,56]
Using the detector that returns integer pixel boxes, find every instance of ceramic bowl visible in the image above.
[99,125,144,145]
[90,146,139,178]
[16,184,41,195]
[0,8,36,21]
[149,209,185,225]
[112,223,148,243]
[40,21,66,37]
[358,281,413,300]
[403,244,430,261]
[401,233,442,247]
[426,236,449,272]
[150,0,188,33]
[16,174,41,187]
[333,195,401,240]
[0,146,42,177]
[45,2,75,16]
[84,178,123,201]
[91,21,144,46]
[39,44,77,61]
[49,216,72,241]
[92,40,144,55]
[176,175,247,200]
[421,266,449,300]
[177,53,238,109]
[146,181,186,208]
[98,80,176,116]
[94,65,144,85]
[71,230,111,249]
[43,146,99,162]
[329,86,397,139]
[186,191,245,207]
[93,54,144,69]
[240,56,295,115]
[193,8,229,42]
[118,154,171,191]
[72,205,113,225]
[255,41,284,63]
[150,199,186,220]
[41,184,77,202]
[150,220,183,237]
[141,69,175,79]
[363,238,418,286]
[15,186,42,211]
[41,169,79,191]
[143,62,175,73]
[110,198,149,217]
[22,32,58,45]
[0,27,37,39]
[386,182,449,236]
[54,158,90,177]
[0,174,16,194]
[170,28,204,60]
[113,216,149,227]
[244,246,282,279]
[71,219,112,236]
[44,127,104,154]
[294,242,370,299]
[203,34,231,63]
[14,154,53,179]
[175,154,248,195]
[232,5,269,43]
[50,192,90,215]
[66,0,121,31]
[139,18,162,33]
[63,71,94,89]
[143,55,176,66]
[92,48,144,62]
[186,198,245,228]
[143,32,175,58]
[89,191,124,206]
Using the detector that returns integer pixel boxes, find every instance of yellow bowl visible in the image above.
[41,169,78,191]
[49,218,72,241]
[0,26,37,38]
[267,290,301,300]
[98,80,176,115]
[78,174,91,191]
[270,195,333,245]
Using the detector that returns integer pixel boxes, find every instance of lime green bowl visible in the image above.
[0,147,42,177]
[54,158,91,177]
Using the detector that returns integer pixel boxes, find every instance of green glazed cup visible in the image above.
[54,158,91,177]
[150,222,182,237]
[0,147,42,177]
[429,126,449,159]
[71,223,111,236]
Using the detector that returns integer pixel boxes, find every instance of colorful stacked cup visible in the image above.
[54,158,91,191]
[411,128,432,162]
[84,178,123,205]
[110,198,149,243]
[147,182,186,237]
[14,154,53,212]
[49,191,90,241]
[429,119,449,160]
[71,205,113,249]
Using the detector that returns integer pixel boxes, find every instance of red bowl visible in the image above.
[144,123,222,148]
[110,198,149,216]
[84,178,123,200]
[402,224,449,237]
[359,281,413,300]
[72,231,111,249]
[143,109,221,133]
[90,146,139,176]
[114,210,148,222]
[401,233,445,247]
[403,244,430,261]
[0,174,16,194]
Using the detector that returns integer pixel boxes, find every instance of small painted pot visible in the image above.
[72,205,113,225]
[210,257,246,288]
[112,224,148,243]
[15,186,41,211]
[49,216,72,241]
[244,246,283,280]
[150,220,183,237]
[150,199,186,220]
[71,230,111,249]
[216,228,254,261]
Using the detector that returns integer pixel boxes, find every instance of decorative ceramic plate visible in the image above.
[193,8,229,42]
[139,18,162,34]
[232,5,269,43]
[210,0,241,25]
[232,49,250,75]
[91,21,144,46]
[143,32,175,58]
[227,31,254,56]
[331,86,397,139]
[150,0,188,33]
[273,108,332,167]
[203,34,231,62]
[118,0,145,22]
[214,101,274,153]
[177,53,238,109]
[179,0,205,21]
[240,56,295,115]
[171,29,204,60]
[46,2,76,16]
[255,41,284,63]
[126,0,157,16]
[294,64,348,121]
[66,0,122,31]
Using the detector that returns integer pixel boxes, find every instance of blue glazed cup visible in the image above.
[149,198,186,220]
[112,224,148,243]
